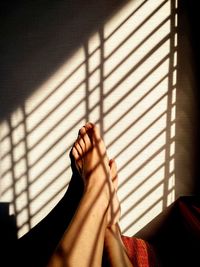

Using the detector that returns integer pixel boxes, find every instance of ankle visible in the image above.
[84,182,110,212]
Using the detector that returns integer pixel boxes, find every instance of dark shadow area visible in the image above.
[135,196,200,267]
[175,0,200,196]
[0,203,17,267]
[181,1,200,194]
[0,0,126,121]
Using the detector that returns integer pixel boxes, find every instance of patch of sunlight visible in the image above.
[0,0,178,238]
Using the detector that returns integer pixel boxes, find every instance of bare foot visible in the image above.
[71,123,119,225]
[72,123,109,185]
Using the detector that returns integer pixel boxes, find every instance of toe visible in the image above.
[72,146,79,161]
[81,126,92,151]
[93,124,101,141]
[85,122,94,130]
[75,141,82,156]
[78,136,85,154]
[79,126,86,136]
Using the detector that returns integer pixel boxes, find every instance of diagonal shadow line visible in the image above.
[27,129,79,172]
[28,152,71,188]
[1,144,70,194]
[107,91,169,150]
[19,151,109,243]
[0,45,173,165]
[13,164,70,201]
[0,17,173,154]
[20,112,84,168]
[121,195,164,234]
[0,2,173,146]
[17,181,69,229]
[27,66,173,182]
[0,53,170,165]
[84,23,176,110]
[87,35,172,107]
[119,129,175,189]
[1,86,169,182]
[105,0,148,41]
[113,111,168,160]
[0,121,24,145]
[118,143,167,191]
[0,24,171,154]
[122,185,175,234]
[1,64,85,143]
[104,72,170,133]
[120,140,175,195]
[43,7,169,118]
[120,165,175,219]
[1,157,70,198]
[1,7,177,243]
[0,45,174,166]
[29,167,70,204]
[104,0,170,64]
[117,127,167,173]
[120,162,167,204]
[121,178,165,221]
[104,17,171,87]
[0,95,85,162]
[5,82,86,155]
[89,51,171,121]
[27,99,85,152]
[118,136,175,193]
[17,53,169,159]
[0,113,84,180]
[5,4,177,238]
[27,65,86,119]
[4,112,111,190]
[64,0,147,75]
[28,93,85,139]
[58,145,112,263]
[0,46,101,145]
[3,84,177,188]
[103,34,172,98]
[114,114,176,167]
[119,144,175,196]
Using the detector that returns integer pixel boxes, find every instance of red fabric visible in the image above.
[121,236,156,267]
[119,197,200,267]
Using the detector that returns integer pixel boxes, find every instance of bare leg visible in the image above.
[47,123,119,267]
[104,159,133,267]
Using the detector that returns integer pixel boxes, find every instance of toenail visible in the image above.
[78,127,84,135]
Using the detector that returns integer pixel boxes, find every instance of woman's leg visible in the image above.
[47,123,120,267]
[103,159,133,267]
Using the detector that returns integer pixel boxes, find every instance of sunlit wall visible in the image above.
[0,0,178,238]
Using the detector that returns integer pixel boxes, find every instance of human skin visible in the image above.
[47,123,132,267]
